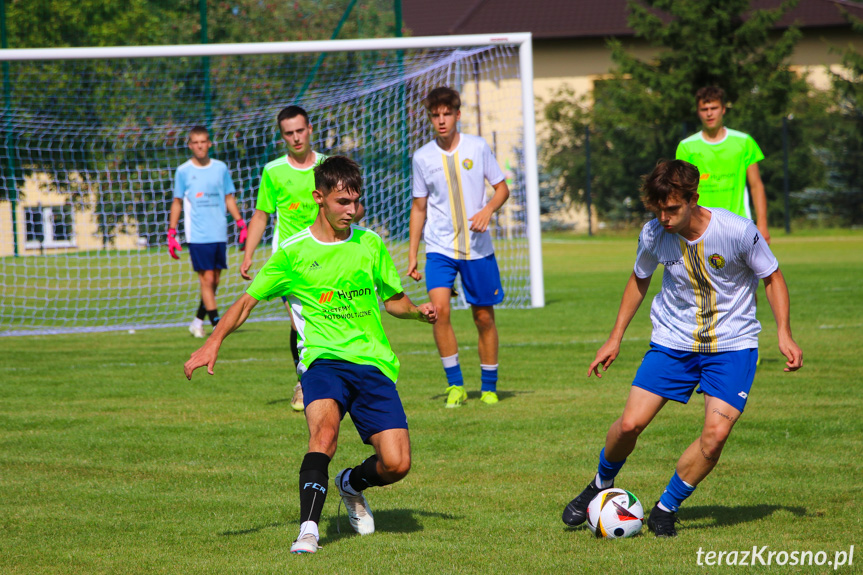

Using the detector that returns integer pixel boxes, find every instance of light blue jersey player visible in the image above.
[561,160,802,537]
[407,86,511,408]
[167,126,246,338]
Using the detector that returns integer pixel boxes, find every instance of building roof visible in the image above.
[402,0,863,39]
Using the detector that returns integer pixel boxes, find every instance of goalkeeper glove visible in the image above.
[236,219,248,246]
[167,228,182,259]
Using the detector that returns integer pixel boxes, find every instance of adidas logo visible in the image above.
[309,261,321,270]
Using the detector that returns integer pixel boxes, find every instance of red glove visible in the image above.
[167,228,181,260]
[236,219,248,246]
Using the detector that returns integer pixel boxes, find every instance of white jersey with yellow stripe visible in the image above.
[634,208,778,352]
[411,133,506,260]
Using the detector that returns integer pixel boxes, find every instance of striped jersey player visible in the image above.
[407,86,511,408]
[561,159,802,538]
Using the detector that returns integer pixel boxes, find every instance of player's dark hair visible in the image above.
[695,86,726,107]
[423,86,461,112]
[277,105,310,127]
[640,159,700,211]
[315,155,362,197]
[188,125,209,140]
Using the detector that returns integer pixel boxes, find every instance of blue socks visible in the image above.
[658,472,696,512]
[441,354,463,387]
[596,447,626,486]
[480,363,498,393]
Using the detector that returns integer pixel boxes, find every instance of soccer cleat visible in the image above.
[290,383,305,412]
[445,385,468,408]
[335,469,375,535]
[479,391,499,405]
[188,322,205,338]
[562,478,612,527]
[646,503,681,537]
[290,532,321,554]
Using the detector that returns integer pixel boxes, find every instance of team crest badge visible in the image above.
[462,159,473,170]
[708,253,726,270]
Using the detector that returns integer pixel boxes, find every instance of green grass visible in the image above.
[1,233,862,574]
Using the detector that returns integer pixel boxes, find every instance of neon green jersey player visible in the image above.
[676,86,770,243]
[184,156,437,554]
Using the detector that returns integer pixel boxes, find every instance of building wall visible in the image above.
[0,172,144,257]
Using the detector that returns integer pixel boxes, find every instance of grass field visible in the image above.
[2,232,862,574]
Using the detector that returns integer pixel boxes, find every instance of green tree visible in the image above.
[542,0,821,225]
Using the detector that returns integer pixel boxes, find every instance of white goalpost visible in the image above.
[0,33,543,336]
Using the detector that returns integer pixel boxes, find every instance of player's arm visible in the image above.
[184,293,260,379]
[407,196,427,281]
[167,197,183,259]
[240,209,271,280]
[469,179,510,233]
[762,268,802,372]
[383,292,437,324]
[588,272,652,378]
[747,163,770,244]
[224,194,248,245]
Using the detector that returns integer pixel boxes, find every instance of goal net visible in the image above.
[0,34,542,336]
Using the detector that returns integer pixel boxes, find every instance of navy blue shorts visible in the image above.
[188,242,227,272]
[632,343,758,413]
[301,358,408,444]
[425,252,504,306]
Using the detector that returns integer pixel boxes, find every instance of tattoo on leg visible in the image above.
[712,408,737,423]
[700,445,719,462]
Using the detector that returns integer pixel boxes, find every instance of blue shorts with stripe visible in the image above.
[188,242,227,272]
[301,358,408,444]
[631,343,758,412]
[425,252,504,307]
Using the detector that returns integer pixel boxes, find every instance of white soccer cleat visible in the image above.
[335,469,375,535]
[290,382,305,412]
[188,322,205,338]
[290,533,321,554]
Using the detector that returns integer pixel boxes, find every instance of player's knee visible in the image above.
[701,425,731,454]
[379,451,411,481]
[618,416,647,438]
[473,310,495,332]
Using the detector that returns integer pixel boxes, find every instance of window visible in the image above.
[25,204,76,249]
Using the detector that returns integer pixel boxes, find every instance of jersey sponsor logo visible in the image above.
[662,258,683,267]
[462,158,474,170]
[195,192,204,198]
[708,254,726,270]
[288,202,301,210]
[700,173,710,180]
[319,287,372,304]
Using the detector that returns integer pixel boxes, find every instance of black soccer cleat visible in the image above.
[562,479,612,527]
[646,502,681,537]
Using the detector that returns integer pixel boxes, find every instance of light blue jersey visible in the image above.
[173,159,236,244]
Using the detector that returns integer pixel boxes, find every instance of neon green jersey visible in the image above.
[246,225,405,383]
[676,129,764,218]
[255,152,326,246]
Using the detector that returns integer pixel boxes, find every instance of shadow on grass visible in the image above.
[322,508,461,543]
[429,389,535,403]
[219,521,286,536]
[681,504,807,528]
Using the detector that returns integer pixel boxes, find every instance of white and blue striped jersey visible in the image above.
[411,134,506,260]
[634,208,778,352]
[173,159,236,244]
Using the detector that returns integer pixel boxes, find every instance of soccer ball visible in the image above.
[586,488,644,539]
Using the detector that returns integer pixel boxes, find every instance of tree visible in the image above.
[542,0,821,225]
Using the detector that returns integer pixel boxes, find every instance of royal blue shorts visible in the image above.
[188,242,227,272]
[631,343,758,413]
[425,252,504,307]
[301,358,408,444]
